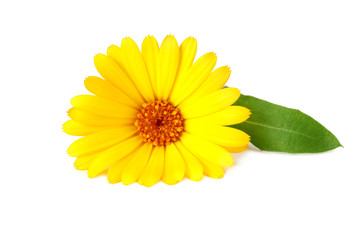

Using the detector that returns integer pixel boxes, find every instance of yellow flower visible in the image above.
[63,35,251,186]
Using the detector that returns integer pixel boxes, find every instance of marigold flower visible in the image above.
[63,35,251,186]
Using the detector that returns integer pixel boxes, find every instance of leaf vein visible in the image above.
[245,120,316,140]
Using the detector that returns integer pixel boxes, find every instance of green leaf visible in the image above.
[232,94,341,153]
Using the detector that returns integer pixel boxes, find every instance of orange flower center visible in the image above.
[135,100,184,146]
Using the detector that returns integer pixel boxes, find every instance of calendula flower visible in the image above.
[63,35,251,186]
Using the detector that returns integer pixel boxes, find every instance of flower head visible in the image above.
[63,35,251,186]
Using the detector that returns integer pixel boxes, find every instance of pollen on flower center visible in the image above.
[135,100,184,146]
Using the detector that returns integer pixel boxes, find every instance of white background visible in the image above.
[1,0,359,239]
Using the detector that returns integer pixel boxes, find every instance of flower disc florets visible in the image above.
[135,100,184,146]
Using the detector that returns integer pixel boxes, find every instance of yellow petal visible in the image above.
[196,66,231,94]
[70,95,138,119]
[107,45,129,75]
[157,35,179,100]
[63,120,112,136]
[74,154,98,170]
[122,143,153,185]
[180,132,233,167]
[84,76,138,108]
[175,37,197,82]
[138,146,165,187]
[222,145,248,153]
[174,141,203,181]
[179,87,240,119]
[121,37,154,101]
[88,135,143,178]
[67,126,137,157]
[94,53,144,104]
[162,143,185,185]
[185,121,250,148]
[178,66,231,109]
[67,108,134,127]
[107,154,133,184]
[188,106,251,126]
[141,36,159,98]
[200,160,224,179]
[170,52,217,106]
